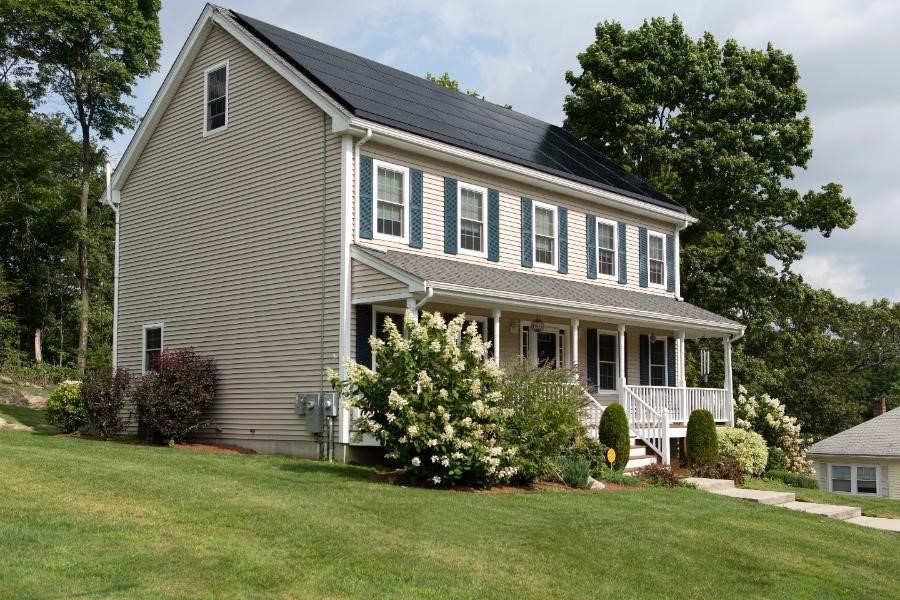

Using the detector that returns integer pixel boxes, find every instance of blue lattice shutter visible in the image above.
[409,169,423,249]
[667,337,676,386]
[638,227,648,288]
[355,304,373,368]
[359,155,374,239]
[666,233,675,293]
[487,188,500,262]
[521,197,533,268]
[618,222,627,284]
[558,207,568,274]
[586,328,598,387]
[639,334,649,385]
[444,177,458,254]
[586,214,596,279]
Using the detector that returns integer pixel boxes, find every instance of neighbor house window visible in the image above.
[649,336,666,386]
[597,218,617,278]
[830,464,878,495]
[204,62,228,134]
[856,466,878,495]
[648,231,666,287]
[374,160,408,241]
[143,324,163,373]
[458,182,487,256]
[831,465,851,492]
[597,332,617,391]
[533,202,557,267]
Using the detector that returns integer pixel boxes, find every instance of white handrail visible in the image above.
[623,387,670,465]
[581,389,605,441]
[627,385,730,423]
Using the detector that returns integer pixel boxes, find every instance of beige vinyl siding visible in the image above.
[351,259,410,302]
[357,141,677,297]
[118,25,342,452]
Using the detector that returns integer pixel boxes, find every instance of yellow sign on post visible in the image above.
[606,448,617,466]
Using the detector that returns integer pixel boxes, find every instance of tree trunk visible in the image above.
[34,328,42,365]
[77,131,91,375]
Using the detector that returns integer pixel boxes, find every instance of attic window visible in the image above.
[204,62,228,134]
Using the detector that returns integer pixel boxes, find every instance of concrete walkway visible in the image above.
[684,477,897,533]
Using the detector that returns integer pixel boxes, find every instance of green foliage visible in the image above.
[717,428,768,477]
[331,312,517,488]
[82,367,130,438]
[557,456,591,489]
[597,465,632,485]
[597,403,629,470]
[635,464,679,488]
[499,361,586,482]
[764,470,818,489]
[46,381,85,432]
[766,447,788,473]
[425,71,512,109]
[0,354,77,386]
[735,386,811,474]
[563,435,609,477]
[686,410,718,470]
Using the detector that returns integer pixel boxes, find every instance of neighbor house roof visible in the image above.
[353,246,742,332]
[808,407,900,458]
[230,10,685,214]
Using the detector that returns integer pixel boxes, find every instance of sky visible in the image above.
[107,0,900,301]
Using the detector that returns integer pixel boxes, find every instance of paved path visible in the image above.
[684,477,897,533]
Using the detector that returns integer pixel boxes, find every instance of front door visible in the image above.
[536,331,558,368]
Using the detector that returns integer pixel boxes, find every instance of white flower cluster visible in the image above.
[735,384,812,475]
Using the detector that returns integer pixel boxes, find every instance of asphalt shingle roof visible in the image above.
[357,246,741,329]
[230,10,685,214]
[808,407,900,458]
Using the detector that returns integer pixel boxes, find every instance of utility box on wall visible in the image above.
[296,392,339,434]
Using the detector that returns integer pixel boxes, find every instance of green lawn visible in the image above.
[1,431,898,599]
[0,403,49,428]
[745,477,900,519]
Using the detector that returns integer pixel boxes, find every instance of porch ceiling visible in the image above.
[352,245,743,337]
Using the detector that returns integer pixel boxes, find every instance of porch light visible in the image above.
[509,321,519,334]
[531,319,545,333]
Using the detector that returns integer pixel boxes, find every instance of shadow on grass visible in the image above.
[277,459,373,481]
[0,403,49,428]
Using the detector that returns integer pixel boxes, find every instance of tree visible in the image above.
[8,0,161,373]
[426,71,512,109]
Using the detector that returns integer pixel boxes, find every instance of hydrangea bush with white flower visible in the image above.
[734,385,812,475]
[330,311,518,488]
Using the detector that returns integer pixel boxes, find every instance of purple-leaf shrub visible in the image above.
[83,367,131,439]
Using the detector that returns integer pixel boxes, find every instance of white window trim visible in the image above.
[141,322,164,374]
[457,181,488,258]
[596,217,618,281]
[202,60,229,137]
[596,330,618,393]
[829,463,880,496]
[531,200,558,270]
[647,230,667,289]
[648,335,668,387]
[372,159,410,244]
[521,322,569,368]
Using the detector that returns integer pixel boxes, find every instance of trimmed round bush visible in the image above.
[766,447,788,472]
[718,427,768,477]
[46,381,85,432]
[597,403,629,470]
[686,409,718,470]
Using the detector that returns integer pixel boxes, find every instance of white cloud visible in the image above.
[795,253,870,300]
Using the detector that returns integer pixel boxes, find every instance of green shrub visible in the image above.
[597,466,633,485]
[766,447,787,472]
[636,464,679,487]
[82,368,131,439]
[558,456,591,489]
[765,470,818,489]
[597,403,629,470]
[132,349,218,445]
[563,435,609,477]
[714,456,747,486]
[499,361,587,483]
[46,382,85,432]
[686,409,718,471]
[0,354,77,386]
[718,427,768,477]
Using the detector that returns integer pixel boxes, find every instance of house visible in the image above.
[808,402,899,499]
[106,4,744,465]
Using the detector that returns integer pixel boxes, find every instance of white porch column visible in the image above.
[724,335,734,425]
[617,324,627,405]
[570,318,579,370]
[406,297,418,322]
[492,308,501,367]
[677,331,687,387]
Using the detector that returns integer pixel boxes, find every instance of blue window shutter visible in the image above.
[487,188,500,262]
[359,155,374,239]
[444,177,458,254]
[667,337,676,386]
[558,207,568,274]
[618,222,627,284]
[666,233,675,292]
[409,169,423,248]
[639,334,649,385]
[638,227,648,288]
[521,197,533,268]
[355,304,373,368]
[586,214,597,279]
[586,328,597,387]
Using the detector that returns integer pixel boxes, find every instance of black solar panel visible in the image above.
[231,11,685,213]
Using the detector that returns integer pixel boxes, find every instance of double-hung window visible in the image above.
[649,336,667,386]
[204,62,228,134]
[458,182,487,256]
[648,231,666,287]
[142,324,163,374]
[533,202,557,268]
[597,332,617,391]
[374,160,408,242]
[831,464,879,495]
[597,218,617,279]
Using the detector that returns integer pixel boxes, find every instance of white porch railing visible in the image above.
[623,387,669,464]
[626,386,731,424]
[582,392,604,441]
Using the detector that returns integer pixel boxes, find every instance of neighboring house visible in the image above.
[107,4,744,464]
[808,405,899,499]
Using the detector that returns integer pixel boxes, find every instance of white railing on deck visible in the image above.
[623,387,669,464]
[582,392,604,441]
[626,386,730,424]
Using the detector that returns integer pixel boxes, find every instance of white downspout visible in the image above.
[105,162,121,371]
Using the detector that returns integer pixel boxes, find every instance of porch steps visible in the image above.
[623,438,660,471]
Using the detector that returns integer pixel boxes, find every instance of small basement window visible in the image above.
[204,62,228,134]
[143,324,163,373]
